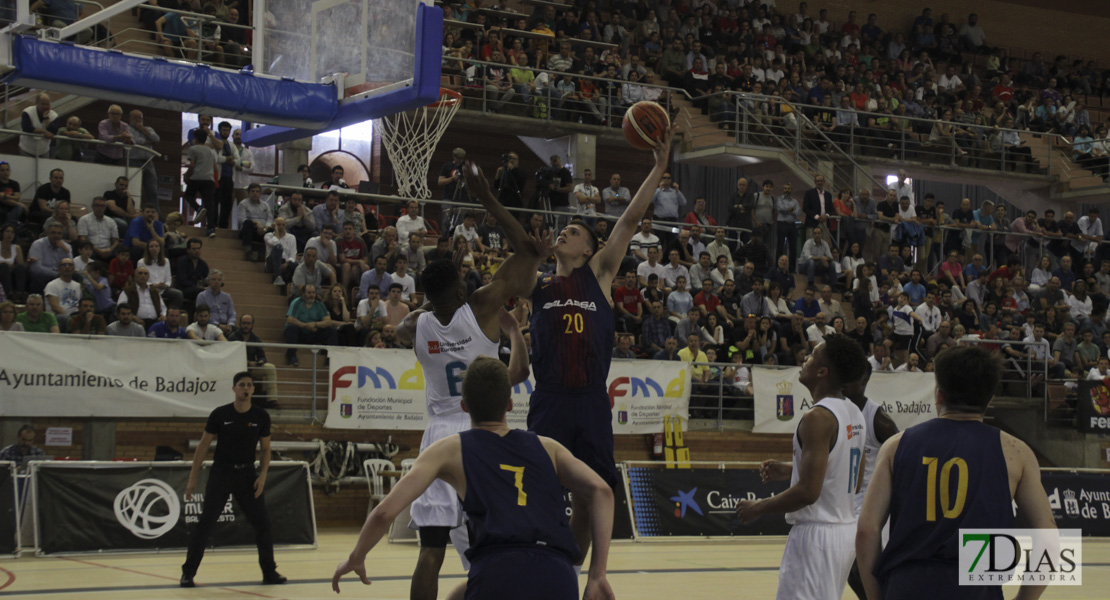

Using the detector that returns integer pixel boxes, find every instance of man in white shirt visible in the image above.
[799,227,836,287]
[44,259,83,330]
[914,292,942,350]
[264,217,298,286]
[818,285,845,322]
[629,218,661,262]
[395,199,428,244]
[231,128,254,193]
[889,169,913,205]
[573,169,601,223]
[77,196,120,261]
[894,352,922,372]
[305,225,339,269]
[637,246,667,288]
[186,304,228,341]
[1075,207,1103,261]
[706,227,733,268]
[452,212,480,250]
[355,287,387,340]
[237,183,273,255]
[868,344,894,372]
[805,312,835,349]
[390,255,417,309]
[661,248,691,290]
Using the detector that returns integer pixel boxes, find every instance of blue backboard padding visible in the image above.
[240,3,444,147]
[4,36,338,129]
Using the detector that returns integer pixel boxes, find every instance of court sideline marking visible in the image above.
[58,557,280,599]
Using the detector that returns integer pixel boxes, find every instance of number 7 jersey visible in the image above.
[530,266,615,392]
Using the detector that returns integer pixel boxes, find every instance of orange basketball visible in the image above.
[622,101,670,150]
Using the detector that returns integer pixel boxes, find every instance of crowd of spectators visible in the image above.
[441,1,1110,176]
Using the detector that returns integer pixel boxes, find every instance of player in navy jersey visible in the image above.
[521,125,676,566]
[857,346,1056,600]
[331,357,616,600]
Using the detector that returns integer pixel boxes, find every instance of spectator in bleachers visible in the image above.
[292,246,335,299]
[629,218,660,263]
[30,168,70,227]
[238,183,273,257]
[105,303,145,337]
[312,191,345,237]
[19,93,58,159]
[175,237,209,306]
[44,257,81,330]
[27,223,71,294]
[371,225,400,265]
[118,266,166,328]
[186,304,227,341]
[194,269,235,335]
[41,200,77,244]
[283,284,337,366]
[16,294,59,334]
[636,245,666,288]
[357,254,393,303]
[662,248,691,290]
[95,105,133,165]
[395,200,428,245]
[798,227,836,288]
[78,196,120,262]
[139,239,182,308]
[264,218,297,288]
[67,297,106,335]
[322,284,357,347]
[0,300,23,331]
[53,116,93,161]
[148,306,187,339]
[128,110,160,204]
[102,176,138,239]
[124,205,165,263]
[277,191,315,252]
[0,224,27,302]
[305,224,339,272]
[0,161,23,228]
[336,222,368,299]
[228,314,278,407]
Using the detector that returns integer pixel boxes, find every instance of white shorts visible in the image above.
[776,522,856,600]
[410,412,471,529]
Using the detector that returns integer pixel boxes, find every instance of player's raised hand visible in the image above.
[462,160,492,200]
[652,124,680,167]
[759,459,791,482]
[331,557,371,594]
[583,575,615,600]
[529,229,556,258]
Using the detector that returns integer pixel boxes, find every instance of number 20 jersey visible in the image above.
[530,266,615,393]
[787,397,866,525]
[414,304,500,417]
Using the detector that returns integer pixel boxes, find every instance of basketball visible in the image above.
[622,101,670,151]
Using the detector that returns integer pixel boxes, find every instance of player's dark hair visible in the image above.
[232,371,253,386]
[821,333,867,387]
[462,356,511,421]
[934,346,1001,413]
[569,219,598,260]
[422,259,462,304]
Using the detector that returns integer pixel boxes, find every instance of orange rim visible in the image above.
[430,88,463,108]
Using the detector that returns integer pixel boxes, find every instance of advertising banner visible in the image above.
[1044,471,1110,536]
[1076,380,1110,434]
[0,333,246,418]
[0,462,16,556]
[325,349,690,434]
[33,461,315,556]
[752,367,936,434]
[626,466,790,537]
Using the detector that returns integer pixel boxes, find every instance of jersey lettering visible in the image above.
[922,456,969,521]
[848,447,862,493]
[445,360,466,397]
[499,464,527,506]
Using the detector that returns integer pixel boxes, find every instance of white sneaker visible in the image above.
[273,276,286,286]
[194,208,207,224]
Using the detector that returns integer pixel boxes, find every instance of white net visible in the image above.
[379,90,461,199]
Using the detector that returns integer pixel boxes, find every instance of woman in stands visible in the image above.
[140,239,183,308]
[766,281,792,326]
[164,212,189,260]
[1029,255,1052,293]
[0,224,28,304]
[842,242,865,294]
[323,283,357,346]
[0,301,23,332]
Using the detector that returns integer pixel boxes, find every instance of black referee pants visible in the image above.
[182,463,276,576]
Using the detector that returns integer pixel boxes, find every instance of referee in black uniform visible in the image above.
[180,371,286,587]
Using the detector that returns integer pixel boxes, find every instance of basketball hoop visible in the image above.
[379,88,463,199]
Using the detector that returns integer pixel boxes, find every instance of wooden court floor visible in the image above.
[1,530,1108,599]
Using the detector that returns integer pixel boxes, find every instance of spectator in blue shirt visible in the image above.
[124,206,164,262]
[792,287,820,320]
[652,336,682,361]
[148,306,187,338]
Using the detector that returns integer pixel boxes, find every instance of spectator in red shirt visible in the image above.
[108,245,134,293]
[992,73,1014,104]
[612,270,644,334]
[337,222,368,299]
[841,10,860,36]
[684,197,718,227]
[694,277,721,319]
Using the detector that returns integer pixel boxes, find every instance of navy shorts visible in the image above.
[465,548,576,600]
[881,562,1003,600]
[527,388,618,488]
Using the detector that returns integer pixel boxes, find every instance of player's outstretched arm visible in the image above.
[500,306,531,386]
[462,161,533,256]
[546,440,615,600]
[594,125,678,282]
[470,231,553,337]
[736,409,834,523]
[856,433,900,600]
[332,437,463,594]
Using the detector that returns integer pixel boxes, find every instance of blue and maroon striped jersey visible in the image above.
[530,265,615,392]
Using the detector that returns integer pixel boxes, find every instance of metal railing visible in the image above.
[0,127,161,188]
[957,336,1051,417]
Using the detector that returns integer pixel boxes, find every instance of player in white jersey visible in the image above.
[737,334,868,600]
[844,361,899,599]
[396,178,550,600]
